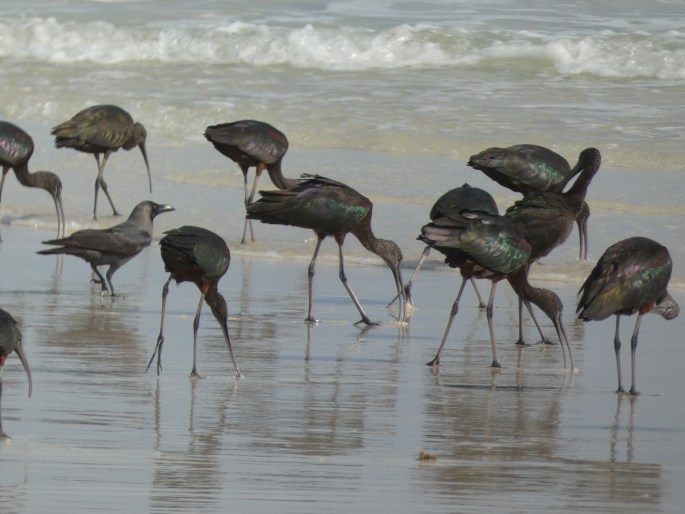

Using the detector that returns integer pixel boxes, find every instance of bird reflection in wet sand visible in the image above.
[0,308,32,438]
[51,104,152,220]
[147,226,242,378]
[38,201,174,296]
[577,236,679,395]
[247,174,406,325]
[0,120,66,239]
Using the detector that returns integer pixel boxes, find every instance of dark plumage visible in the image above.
[51,105,151,220]
[577,237,679,394]
[247,174,405,325]
[469,144,592,260]
[503,148,601,345]
[420,209,575,369]
[0,121,65,238]
[419,212,532,368]
[37,200,174,295]
[147,225,241,378]
[400,183,498,308]
[0,308,32,438]
[204,120,297,244]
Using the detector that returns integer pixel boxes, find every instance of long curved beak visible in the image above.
[54,189,66,239]
[14,344,33,398]
[393,267,406,323]
[139,142,152,193]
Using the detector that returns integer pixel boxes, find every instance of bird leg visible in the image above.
[517,298,553,345]
[628,313,644,395]
[426,277,468,366]
[147,276,172,375]
[104,264,122,297]
[389,246,430,307]
[90,263,110,294]
[241,167,256,244]
[485,282,501,368]
[305,236,324,324]
[0,368,5,438]
[93,152,120,220]
[470,278,486,309]
[191,291,206,377]
[335,237,378,326]
[614,315,624,393]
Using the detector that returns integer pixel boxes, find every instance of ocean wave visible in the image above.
[1,17,684,79]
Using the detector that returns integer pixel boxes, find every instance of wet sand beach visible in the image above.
[0,176,683,513]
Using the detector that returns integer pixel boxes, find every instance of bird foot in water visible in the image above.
[354,318,380,326]
[490,360,502,368]
[514,339,529,346]
[426,356,440,367]
[304,316,319,325]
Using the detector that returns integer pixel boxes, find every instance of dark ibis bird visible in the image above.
[419,213,574,369]
[0,308,32,438]
[398,183,498,308]
[51,105,152,220]
[469,144,592,260]
[38,200,174,295]
[0,121,65,238]
[504,147,601,345]
[147,225,241,378]
[577,237,679,394]
[246,174,405,325]
[205,120,297,244]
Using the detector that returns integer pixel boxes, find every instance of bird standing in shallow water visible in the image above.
[469,144,592,260]
[577,237,679,395]
[51,105,152,220]
[247,174,406,325]
[0,121,65,238]
[0,308,32,438]
[205,120,297,244]
[503,147,601,345]
[38,201,174,296]
[147,225,242,378]
[398,183,498,308]
[420,212,574,369]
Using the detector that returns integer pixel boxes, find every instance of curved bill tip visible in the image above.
[14,344,33,398]
[139,142,152,193]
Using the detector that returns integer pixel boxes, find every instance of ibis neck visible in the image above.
[266,162,298,190]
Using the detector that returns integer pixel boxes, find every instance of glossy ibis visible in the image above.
[147,226,241,378]
[504,147,601,344]
[420,213,574,369]
[247,174,405,325]
[469,144,592,260]
[0,308,32,438]
[397,183,498,308]
[38,200,174,295]
[204,120,297,244]
[0,121,65,238]
[51,105,152,220]
[577,237,679,394]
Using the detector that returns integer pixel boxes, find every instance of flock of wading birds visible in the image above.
[0,105,681,436]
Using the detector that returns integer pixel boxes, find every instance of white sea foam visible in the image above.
[1,17,683,78]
